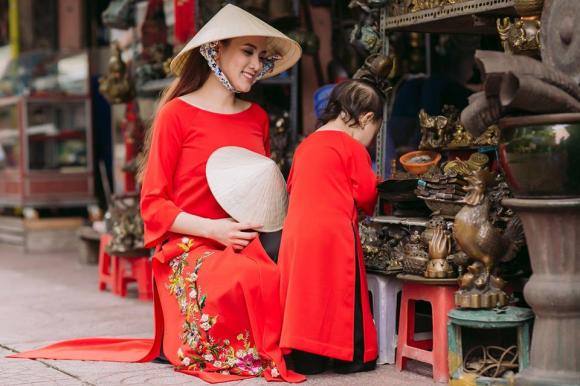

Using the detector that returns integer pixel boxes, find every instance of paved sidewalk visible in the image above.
[0,246,437,386]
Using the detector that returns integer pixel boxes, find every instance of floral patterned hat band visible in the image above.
[170,4,301,79]
[200,41,282,93]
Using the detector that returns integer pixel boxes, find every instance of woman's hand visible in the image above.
[207,218,262,251]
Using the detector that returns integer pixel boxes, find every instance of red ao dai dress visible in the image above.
[278,130,379,364]
[10,98,304,384]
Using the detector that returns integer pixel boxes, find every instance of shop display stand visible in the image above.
[502,198,580,386]
[375,2,579,385]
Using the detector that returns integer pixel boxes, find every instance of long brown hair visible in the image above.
[137,47,211,182]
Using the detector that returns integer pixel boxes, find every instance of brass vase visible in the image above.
[498,114,580,197]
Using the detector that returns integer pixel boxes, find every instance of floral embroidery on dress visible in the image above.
[167,237,280,378]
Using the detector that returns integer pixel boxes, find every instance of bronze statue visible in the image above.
[418,106,461,149]
[401,230,429,275]
[361,222,405,274]
[497,17,541,57]
[473,125,500,146]
[425,225,455,278]
[419,110,449,149]
[453,170,525,308]
[448,123,474,147]
[98,41,135,104]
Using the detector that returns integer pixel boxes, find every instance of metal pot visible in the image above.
[498,113,580,197]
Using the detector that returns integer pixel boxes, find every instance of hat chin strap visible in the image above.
[200,41,280,93]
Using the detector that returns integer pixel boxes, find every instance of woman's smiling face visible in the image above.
[217,36,269,92]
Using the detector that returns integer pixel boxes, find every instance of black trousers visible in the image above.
[291,234,376,374]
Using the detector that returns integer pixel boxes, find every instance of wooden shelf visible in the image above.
[383,0,517,34]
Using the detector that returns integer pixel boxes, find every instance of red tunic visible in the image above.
[278,130,379,362]
[10,98,304,383]
[141,98,271,248]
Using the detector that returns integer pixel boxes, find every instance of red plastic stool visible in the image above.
[115,254,153,301]
[396,281,456,383]
[97,234,118,293]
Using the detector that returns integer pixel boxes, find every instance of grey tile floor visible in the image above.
[0,245,437,386]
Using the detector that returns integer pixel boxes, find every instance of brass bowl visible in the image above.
[400,150,442,176]
[498,114,580,198]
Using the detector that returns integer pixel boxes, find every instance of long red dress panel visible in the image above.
[278,130,378,362]
[10,98,304,383]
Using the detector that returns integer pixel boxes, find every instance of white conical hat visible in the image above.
[206,146,288,232]
[170,4,302,79]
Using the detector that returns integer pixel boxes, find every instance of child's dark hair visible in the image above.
[316,79,385,129]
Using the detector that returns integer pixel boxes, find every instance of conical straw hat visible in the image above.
[206,146,288,232]
[170,4,302,79]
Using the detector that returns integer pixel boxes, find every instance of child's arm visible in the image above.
[350,149,379,216]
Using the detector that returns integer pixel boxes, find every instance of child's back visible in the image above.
[278,79,385,374]
[278,130,378,367]
[285,130,376,226]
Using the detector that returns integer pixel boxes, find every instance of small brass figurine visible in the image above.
[418,106,461,149]
[473,125,500,146]
[401,230,430,275]
[99,41,135,104]
[497,17,541,57]
[361,222,404,274]
[453,170,525,308]
[448,123,474,148]
[419,110,449,149]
